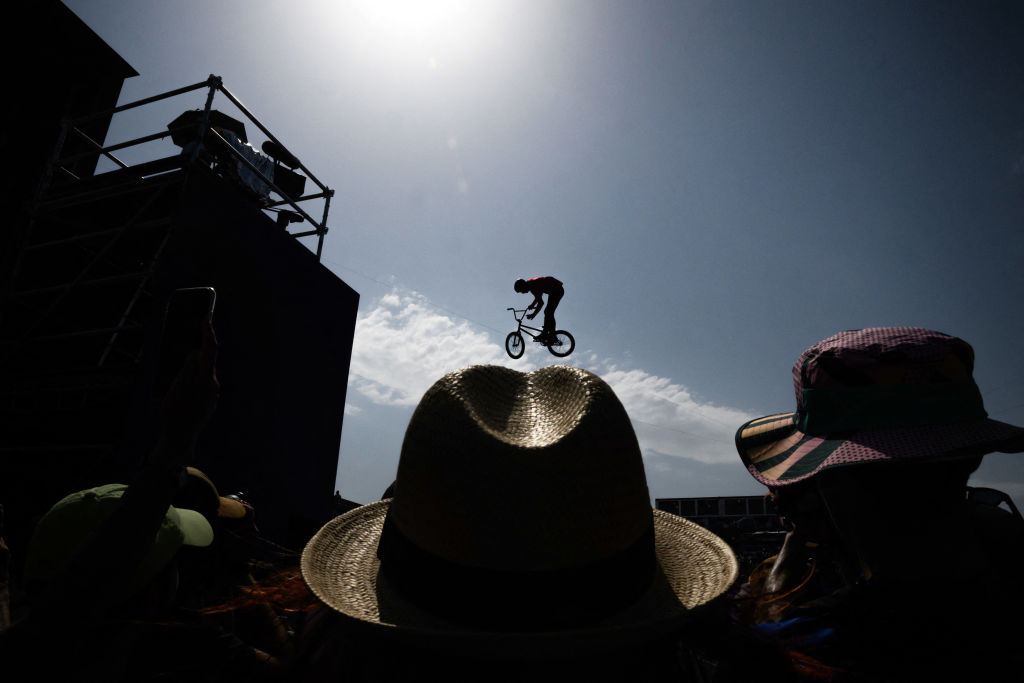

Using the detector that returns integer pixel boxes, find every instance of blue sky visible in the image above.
[65,1,1024,507]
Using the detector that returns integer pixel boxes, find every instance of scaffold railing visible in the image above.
[43,74,333,259]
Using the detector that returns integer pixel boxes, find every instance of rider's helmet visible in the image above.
[514,278,528,293]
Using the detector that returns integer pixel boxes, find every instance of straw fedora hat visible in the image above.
[735,327,1024,488]
[302,365,737,655]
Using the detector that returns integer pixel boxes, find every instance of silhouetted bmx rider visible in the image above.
[514,276,564,344]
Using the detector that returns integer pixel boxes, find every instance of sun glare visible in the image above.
[309,0,516,79]
[352,0,468,36]
[349,0,486,62]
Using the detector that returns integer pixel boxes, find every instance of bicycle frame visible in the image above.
[507,307,546,340]
[505,307,574,359]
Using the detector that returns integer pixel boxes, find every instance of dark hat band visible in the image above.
[799,381,987,435]
[376,510,657,631]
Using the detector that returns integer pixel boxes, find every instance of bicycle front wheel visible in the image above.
[547,330,575,357]
[505,331,525,359]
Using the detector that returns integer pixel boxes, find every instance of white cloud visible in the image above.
[348,288,755,466]
[349,289,532,406]
[597,366,755,465]
[379,293,401,308]
[339,287,761,503]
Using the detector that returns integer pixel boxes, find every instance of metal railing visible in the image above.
[46,74,333,259]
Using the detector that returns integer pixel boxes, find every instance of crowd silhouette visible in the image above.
[2,321,1023,682]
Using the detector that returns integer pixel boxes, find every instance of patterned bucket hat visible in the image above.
[735,327,1024,488]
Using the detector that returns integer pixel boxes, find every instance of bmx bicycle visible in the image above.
[505,308,575,359]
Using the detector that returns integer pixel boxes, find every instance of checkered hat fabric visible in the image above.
[736,327,1024,487]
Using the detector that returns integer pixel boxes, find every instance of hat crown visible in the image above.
[794,327,976,410]
[302,365,740,640]
[390,365,652,572]
[736,326,1024,489]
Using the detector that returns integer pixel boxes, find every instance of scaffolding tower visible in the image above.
[1,75,344,541]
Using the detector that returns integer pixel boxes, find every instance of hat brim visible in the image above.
[172,506,215,547]
[127,506,213,597]
[736,412,1024,487]
[301,500,737,657]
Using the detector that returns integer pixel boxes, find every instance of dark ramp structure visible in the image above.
[0,2,359,588]
[146,170,359,546]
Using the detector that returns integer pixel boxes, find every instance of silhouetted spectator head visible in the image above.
[735,327,1024,579]
[174,467,248,526]
[23,484,213,605]
[302,365,737,664]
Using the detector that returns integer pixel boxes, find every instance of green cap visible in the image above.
[25,483,214,599]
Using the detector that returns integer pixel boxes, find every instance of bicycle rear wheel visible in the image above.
[505,331,525,359]
[547,330,575,357]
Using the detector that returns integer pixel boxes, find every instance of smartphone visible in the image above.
[155,287,216,397]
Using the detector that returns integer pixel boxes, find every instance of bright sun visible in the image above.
[348,0,486,60]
